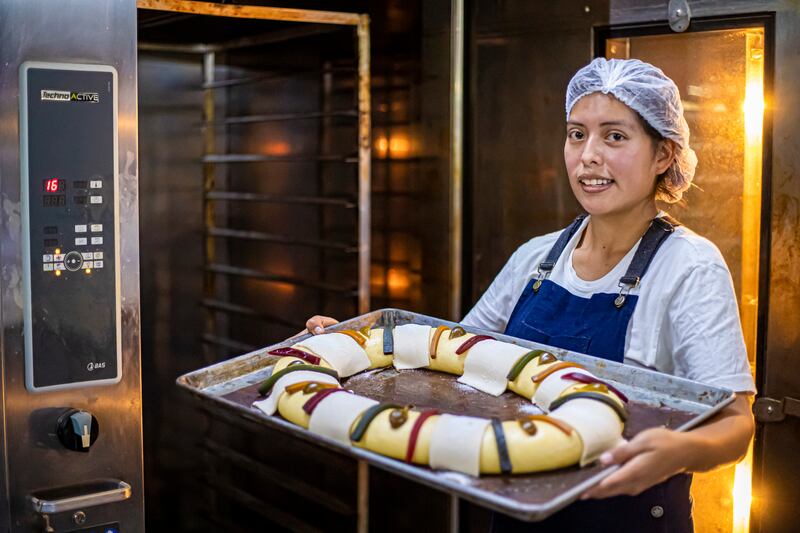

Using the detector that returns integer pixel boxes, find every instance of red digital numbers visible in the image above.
[44,178,61,192]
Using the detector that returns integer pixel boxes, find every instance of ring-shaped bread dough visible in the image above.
[254,324,627,476]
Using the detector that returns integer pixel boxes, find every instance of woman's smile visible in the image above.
[578,173,615,193]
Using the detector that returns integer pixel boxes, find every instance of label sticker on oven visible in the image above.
[40,89,99,103]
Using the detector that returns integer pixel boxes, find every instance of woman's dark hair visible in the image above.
[635,112,681,203]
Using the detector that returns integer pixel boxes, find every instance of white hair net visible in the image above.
[565,57,698,203]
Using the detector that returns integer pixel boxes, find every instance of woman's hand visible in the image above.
[580,427,692,499]
[581,393,754,500]
[305,315,339,335]
[287,315,339,341]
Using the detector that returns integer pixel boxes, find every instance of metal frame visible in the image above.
[137,3,371,530]
[137,0,372,323]
[449,0,464,322]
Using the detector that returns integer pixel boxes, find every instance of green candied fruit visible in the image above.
[448,326,467,340]
[389,406,411,429]
[538,352,558,365]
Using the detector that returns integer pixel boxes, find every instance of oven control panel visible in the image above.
[20,62,120,391]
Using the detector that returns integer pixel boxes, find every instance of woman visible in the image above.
[305,58,755,532]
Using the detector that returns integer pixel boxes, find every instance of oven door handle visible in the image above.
[29,480,131,514]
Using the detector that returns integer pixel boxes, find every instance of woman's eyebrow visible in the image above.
[566,120,634,128]
[599,120,633,127]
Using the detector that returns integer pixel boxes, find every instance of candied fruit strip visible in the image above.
[429,325,449,358]
[302,387,352,415]
[258,364,339,396]
[455,334,495,356]
[350,402,404,442]
[285,381,338,395]
[404,408,440,463]
[338,329,368,346]
[549,391,628,422]
[560,372,629,403]
[505,350,547,381]
[530,361,584,384]
[383,319,394,355]
[518,415,574,436]
[491,417,513,474]
[268,347,321,365]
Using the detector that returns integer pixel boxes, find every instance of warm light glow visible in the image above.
[374,136,389,158]
[389,135,410,158]
[373,132,413,159]
[741,30,764,368]
[370,265,386,290]
[743,80,764,142]
[387,267,411,296]
[54,248,61,255]
[55,270,62,277]
[733,443,754,533]
[733,30,764,533]
[84,268,92,274]
[262,140,291,156]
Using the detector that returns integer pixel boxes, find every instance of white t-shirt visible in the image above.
[462,215,756,394]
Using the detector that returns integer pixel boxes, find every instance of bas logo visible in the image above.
[86,361,106,372]
[41,89,99,103]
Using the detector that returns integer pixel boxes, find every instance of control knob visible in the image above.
[63,251,83,272]
[56,409,99,452]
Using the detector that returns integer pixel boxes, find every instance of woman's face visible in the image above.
[564,93,672,218]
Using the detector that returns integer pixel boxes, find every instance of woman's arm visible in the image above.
[581,393,754,499]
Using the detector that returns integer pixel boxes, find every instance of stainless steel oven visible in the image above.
[0,1,143,531]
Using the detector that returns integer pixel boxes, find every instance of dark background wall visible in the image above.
[464,1,610,307]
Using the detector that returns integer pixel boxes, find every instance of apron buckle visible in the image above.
[615,277,640,308]
[532,267,550,293]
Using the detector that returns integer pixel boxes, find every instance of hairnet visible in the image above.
[565,57,698,203]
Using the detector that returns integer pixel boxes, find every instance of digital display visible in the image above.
[43,178,64,193]
[43,195,66,207]
[74,195,87,205]
[44,238,59,247]
[73,180,87,189]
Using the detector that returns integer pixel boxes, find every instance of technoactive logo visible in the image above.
[41,89,99,103]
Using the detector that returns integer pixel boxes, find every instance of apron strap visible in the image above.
[532,214,588,292]
[532,214,680,304]
[615,215,680,308]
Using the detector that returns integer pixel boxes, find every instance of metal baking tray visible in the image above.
[176,308,735,522]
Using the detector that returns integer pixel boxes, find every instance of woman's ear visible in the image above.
[654,139,677,175]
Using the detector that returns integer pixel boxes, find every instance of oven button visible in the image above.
[56,409,99,452]
[64,251,83,271]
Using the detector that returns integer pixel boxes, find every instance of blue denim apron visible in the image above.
[492,215,694,533]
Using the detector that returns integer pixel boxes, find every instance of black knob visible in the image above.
[56,409,99,452]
